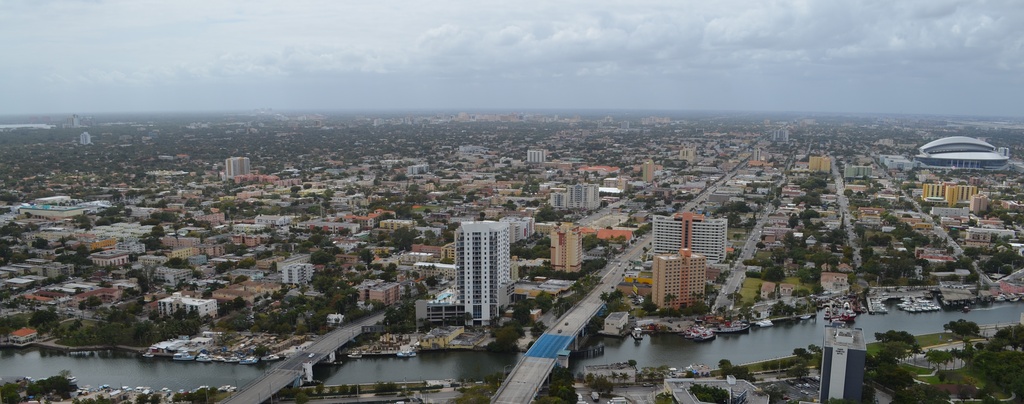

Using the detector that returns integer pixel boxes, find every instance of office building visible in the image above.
[527,149,546,164]
[809,156,831,172]
[820,325,866,402]
[550,222,583,272]
[642,160,656,182]
[79,131,92,145]
[456,221,513,326]
[224,157,251,180]
[652,248,707,309]
[407,164,429,175]
[653,213,727,263]
[281,263,315,285]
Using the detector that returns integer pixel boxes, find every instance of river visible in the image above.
[2,302,1021,390]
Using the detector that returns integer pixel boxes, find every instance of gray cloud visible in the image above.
[1,0,1022,115]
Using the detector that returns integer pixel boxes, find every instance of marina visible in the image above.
[1,302,1022,392]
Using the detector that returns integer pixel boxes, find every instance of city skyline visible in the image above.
[3,0,1024,117]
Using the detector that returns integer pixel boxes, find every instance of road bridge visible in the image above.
[221,311,385,404]
[492,235,650,403]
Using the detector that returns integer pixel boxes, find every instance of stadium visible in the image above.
[914,136,1008,170]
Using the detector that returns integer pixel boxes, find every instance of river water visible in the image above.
[2,302,1021,390]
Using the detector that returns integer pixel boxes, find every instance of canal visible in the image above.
[2,302,1021,390]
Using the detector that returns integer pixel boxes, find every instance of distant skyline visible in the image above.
[2,0,1023,117]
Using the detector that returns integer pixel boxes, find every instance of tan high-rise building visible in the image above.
[642,160,656,183]
[679,146,697,163]
[550,222,583,272]
[652,248,707,309]
[809,156,831,172]
[224,157,251,180]
[970,193,989,214]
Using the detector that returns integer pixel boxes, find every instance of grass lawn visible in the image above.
[753,251,772,261]
[739,278,761,305]
[900,364,934,375]
[915,332,958,348]
[728,228,748,241]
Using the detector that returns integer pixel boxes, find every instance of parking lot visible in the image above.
[760,376,820,402]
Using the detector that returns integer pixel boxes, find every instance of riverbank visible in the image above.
[0,337,146,354]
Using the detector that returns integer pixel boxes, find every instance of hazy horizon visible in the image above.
[3,1,1023,117]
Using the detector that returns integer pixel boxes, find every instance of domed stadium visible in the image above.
[914,136,1008,170]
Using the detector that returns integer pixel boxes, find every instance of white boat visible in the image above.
[142,352,155,358]
[631,327,644,341]
[396,350,417,358]
[172,352,194,361]
[755,319,774,327]
[799,315,812,320]
[347,353,363,359]
[260,354,281,361]
[195,353,212,363]
[239,357,259,365]
[223,357,240,363]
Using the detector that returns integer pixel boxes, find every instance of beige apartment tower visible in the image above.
[652,248,707,309]
[550,222,583,272]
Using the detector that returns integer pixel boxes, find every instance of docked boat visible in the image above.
[142,352,155,358]
[239,357,259,365]
[962,306,971,313]
[347,353,363,359]
[172,352,195,361]
[67,376,78,386]
[223,356,240,363]
[692,329,716,342]
[631,327,644,341]
[195,353,212,363]
[680,325,708,339]
[755,319,774,327]
[260,354,281,362]
[396,350,417,358]
[799,314,812,320]
[711,321,750,334]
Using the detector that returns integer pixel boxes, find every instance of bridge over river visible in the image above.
[221,311,385,404]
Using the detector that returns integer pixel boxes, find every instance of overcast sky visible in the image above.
[2,0,1022,116]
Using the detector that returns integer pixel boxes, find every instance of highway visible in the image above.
[221,311,386,404]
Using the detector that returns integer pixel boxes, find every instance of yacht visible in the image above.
[142,352,155,358]
[396,350,417,358]
[239,357,259,365]
[195,353,212,363]
[347,352,363,359]
[755,319,774,327]
[631,327,645,341]
[711,321,750,334]
[260,354,281,362]
[172,352,195,361]
[692,329,716,342]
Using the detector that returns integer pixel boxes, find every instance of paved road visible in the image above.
[221,312,386,404]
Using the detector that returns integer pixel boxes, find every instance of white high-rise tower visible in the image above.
[79,131,92,145]
[456,221,512,326]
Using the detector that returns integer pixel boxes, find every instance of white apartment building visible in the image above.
[281,263,316,285]
[456,221,513,326]
[499,216,535,242]
[652,213,728,264]
[157,292,218,318]
[526,150,546,164]
[550,184,601,210]
[155,267,193,285]
[224,157,251,179]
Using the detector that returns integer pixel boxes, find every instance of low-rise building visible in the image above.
[89,250,131,267]
[602,312,629,336]
[157,292,218,318]
[583,362,636,383]
[10,327,39,344]
[419,326,465,350]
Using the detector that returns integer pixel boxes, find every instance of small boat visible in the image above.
[67,376,78,386]
[755,319,774,327]
[396,350,417,358]
[223,357,240,363]
[799,314,812,320]
[631,327,644,341]
[239,357,259,365]
[195,353,212,363]
[172,352,195,361]
[962,306,971,313]
[142,352,155,358]
[260,354,281,362]
[347,353,363,359]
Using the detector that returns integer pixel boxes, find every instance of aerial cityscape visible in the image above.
[3,1,1024,404]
